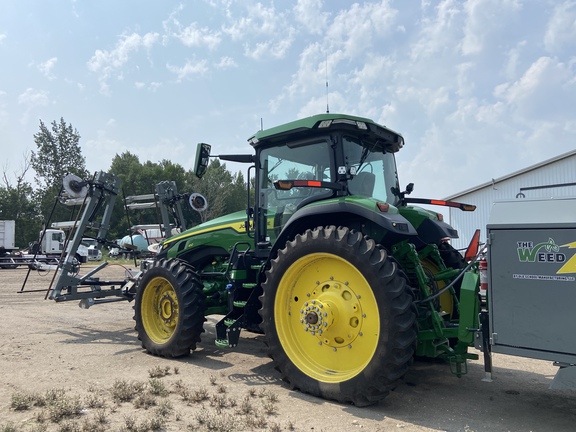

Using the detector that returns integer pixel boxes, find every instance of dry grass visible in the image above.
[2,373,288,432]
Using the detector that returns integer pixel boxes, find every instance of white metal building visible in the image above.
[444,150,576,250]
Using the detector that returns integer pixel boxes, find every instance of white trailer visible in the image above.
[0,220,16,250]
[0,220,19,269]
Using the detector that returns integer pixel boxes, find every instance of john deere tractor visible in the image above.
[134,113,480,406]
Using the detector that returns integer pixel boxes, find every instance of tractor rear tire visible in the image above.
[134,258,205,357]
[260,226,417,406]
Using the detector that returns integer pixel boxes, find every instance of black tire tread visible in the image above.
[260,225,417,406]
[134,258,205,358]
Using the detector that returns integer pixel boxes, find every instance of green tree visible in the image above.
[0,157,40,247]
[31,118,87,189]
[187,159,247,224]
[30,118,88,226]
[108,153,189,239]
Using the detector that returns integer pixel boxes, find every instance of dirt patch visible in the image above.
[1,264,575,431]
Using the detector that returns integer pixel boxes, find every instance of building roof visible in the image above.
[444,149,576,200]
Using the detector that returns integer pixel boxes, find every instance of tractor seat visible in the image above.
[348,172,376,197]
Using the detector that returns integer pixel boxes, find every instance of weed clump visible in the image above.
[110,379,145,403]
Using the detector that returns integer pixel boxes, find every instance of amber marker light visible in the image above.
[276,181,294,190]
[377,202,389,212]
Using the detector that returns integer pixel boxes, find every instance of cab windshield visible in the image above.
[343,136,399,205]
[258,139,332,239]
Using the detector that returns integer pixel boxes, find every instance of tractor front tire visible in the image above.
[134,258,205,357]
[260,226,417,406]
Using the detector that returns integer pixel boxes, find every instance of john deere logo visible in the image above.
[517,238,576,274]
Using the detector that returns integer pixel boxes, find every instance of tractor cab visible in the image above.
[195,113,409,255]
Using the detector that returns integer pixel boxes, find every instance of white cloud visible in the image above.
[223,2,295,59]
[215,56,237,69]
[0,33,6,43]
[135,81,163,91]
[181,24,221,49]
[502,40,527,80]
[166,59,208,81]
[17,88,50,106]
[392,84,451,119]
[461,0,521,55]
[297,91,346,118]
[544,1,576,53]
[275,41,324,104]
[410,0,461,60]
[204,0,234,19]
[496,56,576,121]
[293,0,329,34]
[271,1,399,114]
[244,34,294,60]
[162,8,222,50]
[149,82,162,92]
[87,32,160,94]
[326,0,398,59]
[17,88,51,124]
[38,57,58,80]
[223,3,281,40]
[396,54,576,198]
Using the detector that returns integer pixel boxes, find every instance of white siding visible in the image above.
[447,153,576,250]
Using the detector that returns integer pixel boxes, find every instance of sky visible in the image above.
[1,0,575,201]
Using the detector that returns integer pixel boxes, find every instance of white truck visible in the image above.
[27,228,94,266]
[80,238,103,261]
[0,223,94,269]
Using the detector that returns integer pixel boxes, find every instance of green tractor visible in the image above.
[134,113,481,406]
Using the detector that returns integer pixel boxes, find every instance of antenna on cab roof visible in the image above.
[325,54,330,114]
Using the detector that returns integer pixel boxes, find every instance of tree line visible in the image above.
[0,118,248,249]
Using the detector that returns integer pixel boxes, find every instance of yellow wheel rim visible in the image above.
[421,259,454,317]
[275,252,380,383]
[141,276,180,344]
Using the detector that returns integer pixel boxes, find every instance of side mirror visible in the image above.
[405,183,414,195]
[194,143,211,178]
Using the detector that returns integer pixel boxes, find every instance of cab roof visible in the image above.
[248,113,404,153]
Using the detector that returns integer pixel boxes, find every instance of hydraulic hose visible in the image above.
[415,248,483,305]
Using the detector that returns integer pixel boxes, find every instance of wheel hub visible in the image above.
[300,300,330,334]
[305,311,319,324]
[298,280,364,349]
[159,293,176,324]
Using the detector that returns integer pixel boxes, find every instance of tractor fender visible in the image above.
[270,201,417,258]
[414,217,459,244]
